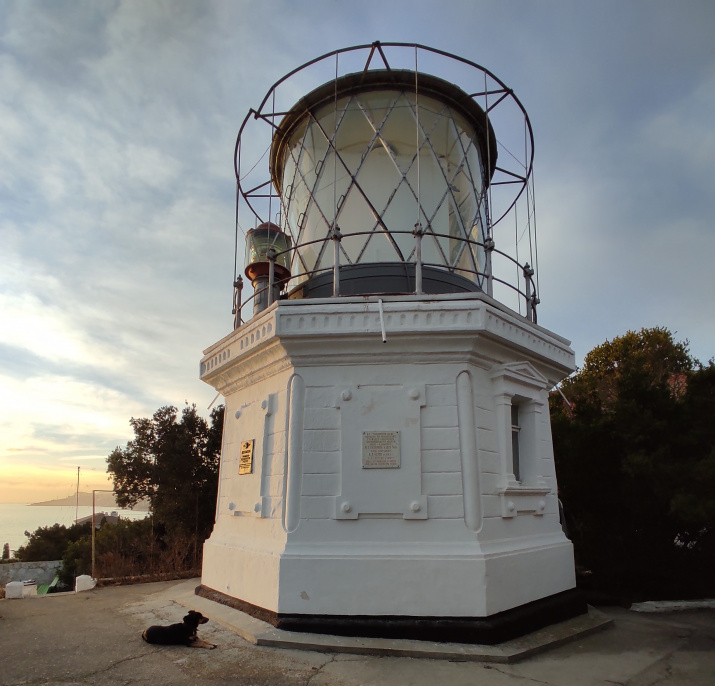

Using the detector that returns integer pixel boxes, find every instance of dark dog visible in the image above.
[142,610,216,649]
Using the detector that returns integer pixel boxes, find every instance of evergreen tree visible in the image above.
[15,522,91,562]
[551,328,715,599]
[107,404,224,549]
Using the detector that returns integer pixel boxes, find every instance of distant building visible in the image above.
[75,512,120,529]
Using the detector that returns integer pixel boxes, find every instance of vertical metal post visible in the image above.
[413,223,424,295]
[531,294,540,325]
[233,276,243,330]
[484,236,495,298]
[267,248,276,307]
[523,262,535,322]
[330,225,342,297]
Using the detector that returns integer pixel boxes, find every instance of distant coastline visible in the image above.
[29,491,150,511]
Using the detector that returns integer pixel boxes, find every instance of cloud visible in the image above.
[1,0,713,502]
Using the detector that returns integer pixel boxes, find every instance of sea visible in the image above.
[0,503,149,557]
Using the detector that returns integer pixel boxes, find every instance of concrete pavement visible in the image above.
[1,578,714,685]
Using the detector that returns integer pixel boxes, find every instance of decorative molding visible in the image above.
[499,487,552,518]
[334,383,427,520]
[490,361,551,391]
[200,298,575,392]
[457,370,482,532]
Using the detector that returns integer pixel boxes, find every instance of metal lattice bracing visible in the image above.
[274,75,489,287]
[233,42,539,321]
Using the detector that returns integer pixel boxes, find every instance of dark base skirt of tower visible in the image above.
[195,585,587,645]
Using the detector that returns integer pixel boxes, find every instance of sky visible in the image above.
[1,0,713,502]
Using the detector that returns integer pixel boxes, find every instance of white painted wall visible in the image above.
[201,292,576,617]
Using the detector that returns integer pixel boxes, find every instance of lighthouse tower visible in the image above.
[198,43,583,643]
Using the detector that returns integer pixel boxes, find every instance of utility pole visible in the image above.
[75,466,80,523]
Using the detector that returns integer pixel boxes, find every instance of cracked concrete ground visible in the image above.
[1,579,714,685]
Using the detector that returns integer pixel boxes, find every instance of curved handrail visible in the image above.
[234,228,538,327]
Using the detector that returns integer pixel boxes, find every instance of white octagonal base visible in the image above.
[199,292,578,632]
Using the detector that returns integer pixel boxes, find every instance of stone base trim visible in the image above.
[195,585,586,645]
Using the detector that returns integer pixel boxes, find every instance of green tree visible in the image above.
[60,537,92,585]
[551,328,715,599]
[562,327,692,412]
[107,404,224,561]
[93,517,155,578]
[15,522,91,562]
[2,542,10,561]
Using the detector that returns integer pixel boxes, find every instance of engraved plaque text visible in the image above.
[362,431,400,469]
[239,439,254,475]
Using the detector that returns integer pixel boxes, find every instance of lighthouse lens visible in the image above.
[277,86,487,288]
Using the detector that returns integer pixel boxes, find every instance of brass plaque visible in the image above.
[239,439,254,475]
[362,431,400,469]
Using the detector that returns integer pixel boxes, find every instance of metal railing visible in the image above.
[233,228,538,329]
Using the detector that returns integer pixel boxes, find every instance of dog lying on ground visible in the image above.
[142,610,217,649]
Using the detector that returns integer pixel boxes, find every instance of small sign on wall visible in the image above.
[239,439,254,475]
[362,431,400,469]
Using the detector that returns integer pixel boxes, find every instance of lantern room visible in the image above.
[231,42,541,318]
[269,70,497,297]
